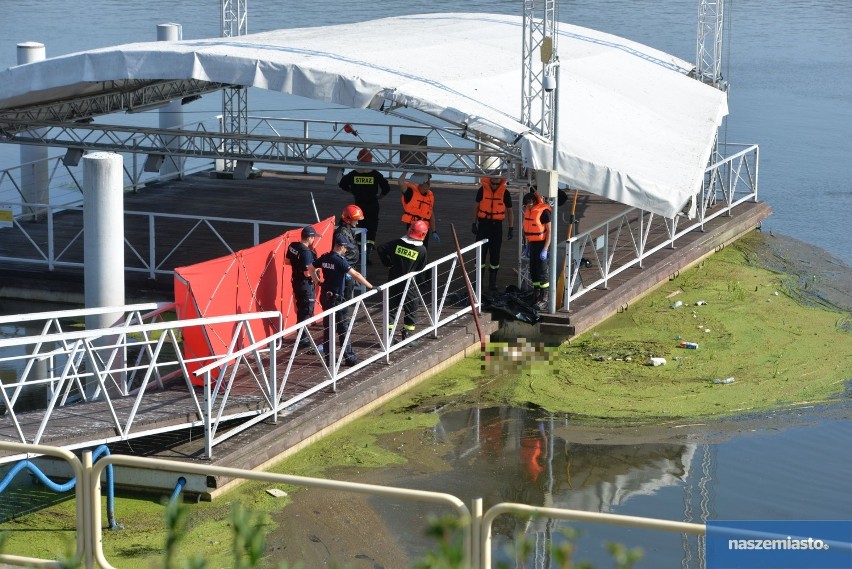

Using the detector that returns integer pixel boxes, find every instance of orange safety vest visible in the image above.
[523,203,550,242]
[477,178,508,220]
[401,183,434,224]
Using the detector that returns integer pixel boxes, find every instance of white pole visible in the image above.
[17,42,49,221]
[547,59,561,313]
[157,23,184,179]
[83,152,125,328]
[83,152,126,397]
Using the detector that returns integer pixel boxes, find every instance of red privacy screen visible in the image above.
[174,217,334,384]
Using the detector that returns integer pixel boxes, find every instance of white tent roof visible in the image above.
[0,13,727,218]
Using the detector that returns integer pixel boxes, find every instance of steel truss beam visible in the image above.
[0,80,231,128]
[221,0,249,172]
[0,119,518,179]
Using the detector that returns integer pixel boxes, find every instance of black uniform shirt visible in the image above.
[313,251,351,297]
[286,242,316,283]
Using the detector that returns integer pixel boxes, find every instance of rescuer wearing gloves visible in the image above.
[522,192,551,309]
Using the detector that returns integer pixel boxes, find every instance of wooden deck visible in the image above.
[0,169,771,493]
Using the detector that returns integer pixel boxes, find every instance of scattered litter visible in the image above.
[624,356,632,362]
[712,377,735,385]
[266,488,288,498]
[773,291,780,296]
[648,357,667,366]
[666,290,683,298]
[704,328,712,333]
[695,300,707,306]
[675,335,682,340]
[680,341,699,349]
[671,300,683,309]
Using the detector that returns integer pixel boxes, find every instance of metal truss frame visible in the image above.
[695,0,726,90]
[521,0,558,138]
[0,79,230,128]
[0,117,518,179]
[221,0,249,172]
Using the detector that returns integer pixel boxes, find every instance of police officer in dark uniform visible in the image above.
[334,204,365,299]
[313,234,374,367]
[286,226,321,347]
[377,220,429,341]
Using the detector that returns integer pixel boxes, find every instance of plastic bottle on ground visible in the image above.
[712,377,735,384]
[680,341,699,349]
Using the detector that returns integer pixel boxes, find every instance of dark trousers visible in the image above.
[293,280,315,323]
[358,201,380,245]
[389,281,419,329]
[527,241,549,288]
[476,219,503,269]
[320,290,354,359]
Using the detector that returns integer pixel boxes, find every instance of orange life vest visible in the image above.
[477,178,508,220]
[523,203,550,242]
[401,183,434,224]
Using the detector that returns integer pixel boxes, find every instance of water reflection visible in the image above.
[434,406,705,567]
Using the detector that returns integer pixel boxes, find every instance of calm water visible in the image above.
[2,2,851,566]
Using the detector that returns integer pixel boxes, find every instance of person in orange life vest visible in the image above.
[522,192,552,308]
[313,233,374,367]
[334,204,365,300]
[338,148,390,264]
[398,171,439,249]
[472,177,514,291]
[286,225,322,348]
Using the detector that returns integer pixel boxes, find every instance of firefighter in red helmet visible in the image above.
[377,220,429,342]
[334,204,366,299]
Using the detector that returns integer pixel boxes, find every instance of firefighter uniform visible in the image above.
[377,233,428,338]
[474,177,514,290]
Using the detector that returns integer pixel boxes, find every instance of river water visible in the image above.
[1,1,851,567]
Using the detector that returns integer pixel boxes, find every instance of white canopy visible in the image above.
[0,13,727,218]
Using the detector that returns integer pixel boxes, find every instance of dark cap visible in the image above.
[334,234,353,248]
[301,226,318,239]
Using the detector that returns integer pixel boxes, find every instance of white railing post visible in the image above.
[270,339,278,423]
[203,370,213,459]
[47,204,55,270]
[382,286,391,363]
[431,265,439,339]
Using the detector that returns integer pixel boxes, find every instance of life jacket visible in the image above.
[477,178,508,220]
[523,203,550,242]
[527,190,545,206]
[401,183,434,224]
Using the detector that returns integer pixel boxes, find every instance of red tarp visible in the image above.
[174,217,335,384]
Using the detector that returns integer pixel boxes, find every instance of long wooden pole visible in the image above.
[451,224,485,353]
[556,188,580,307]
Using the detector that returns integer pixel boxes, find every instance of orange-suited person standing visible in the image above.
[472,176,514,291]
[398,171,439,249]
[522,192,552,309]
[338,148,390,264]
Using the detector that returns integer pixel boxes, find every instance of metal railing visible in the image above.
[0,441,708,569]
[0,201,301,277]
[0,304,283,463]
[0,240,484,462]
[559,143,759,311]
[191,240,485,457]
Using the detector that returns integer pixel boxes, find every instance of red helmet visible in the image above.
[341,204,364,223]
[407,220,429,241]
[357,148,373,162]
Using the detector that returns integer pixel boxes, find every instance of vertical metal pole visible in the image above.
[82,451,95,569]
[547,60,561,313]
[382,287,390,363]
[148,215,156,279]
[18,42,48,222]
[470,497,483,569]
[157,23,184,179]
[204,370,213,458]
[431,265,439,338]
[270,339,278,423]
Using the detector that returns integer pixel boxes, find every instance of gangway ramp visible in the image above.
[0,242,493,482]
